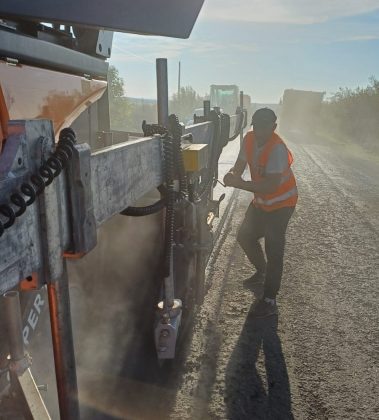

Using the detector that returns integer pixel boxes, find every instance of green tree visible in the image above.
[108,65,125,98]
[128,100,157,132]
[108,65,132,131]
[320,76,379,153]
[170,86,205,123]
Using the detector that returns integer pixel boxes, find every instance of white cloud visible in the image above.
[200,0,379,24]
[112,45,155,63]
[331,34,379,43]
[111,33,259,64]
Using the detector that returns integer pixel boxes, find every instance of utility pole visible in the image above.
[178,61,181,94]
[178,61,181,119]
[240,91,244,146]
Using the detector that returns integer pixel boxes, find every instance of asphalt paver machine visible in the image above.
[0,1,247,418]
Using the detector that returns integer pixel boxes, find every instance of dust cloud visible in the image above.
[67,191,164,417]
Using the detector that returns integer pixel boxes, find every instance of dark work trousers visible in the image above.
[237,204,295,299]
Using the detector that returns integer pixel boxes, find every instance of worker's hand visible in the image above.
[223,171,242,188]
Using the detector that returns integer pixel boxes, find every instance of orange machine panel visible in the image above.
[0,83,10,152]
[0,60,107,148]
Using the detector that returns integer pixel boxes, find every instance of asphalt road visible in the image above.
[168,131,379,420]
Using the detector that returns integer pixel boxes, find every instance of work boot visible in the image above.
[251,299,278,318]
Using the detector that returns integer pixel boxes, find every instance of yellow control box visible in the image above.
[182,144,208,172]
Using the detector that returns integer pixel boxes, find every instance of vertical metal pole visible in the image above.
[203,100,211,120]
[240,90,244,146]
[2,291,25,362]
[156,58,169,127]
[47,263,79,420]
[164,246,175,308]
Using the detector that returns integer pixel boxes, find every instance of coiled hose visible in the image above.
[121,114,188,217]
[168,114,188,198]
[162,133,176,277]
[0,128,76,237]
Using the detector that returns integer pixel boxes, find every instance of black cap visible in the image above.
[251,108,277,125]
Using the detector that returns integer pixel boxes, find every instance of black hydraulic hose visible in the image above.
[122,113,188,220]
[120,185,167,217]
[228,109,245,141]
[243,109,248,129]
[220,113,230,147]
[197,110,222,200]
[119,197,166,217]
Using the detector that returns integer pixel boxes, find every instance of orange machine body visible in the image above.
[0,60,107,151]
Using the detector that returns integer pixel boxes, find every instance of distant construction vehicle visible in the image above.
[280,89,325,135]
[188,87,250,126]
[210,84,240,115]
[206,85,250,131]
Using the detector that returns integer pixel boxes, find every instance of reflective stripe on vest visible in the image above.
[244,130,298,211]
[255,186,298,206]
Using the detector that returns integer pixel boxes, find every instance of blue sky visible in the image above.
[110,0,379,103]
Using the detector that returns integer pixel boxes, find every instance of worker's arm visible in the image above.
[223,134,248,183]
[223,157,248,191]
[227,157,247,178]
[223,141,286,193]
[227,173,282,194]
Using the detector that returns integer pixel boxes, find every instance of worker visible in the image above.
[223,108,297,318]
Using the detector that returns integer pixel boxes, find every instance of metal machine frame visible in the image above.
[0,103,244,420]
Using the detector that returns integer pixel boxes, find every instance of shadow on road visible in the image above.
[225,305,293,420]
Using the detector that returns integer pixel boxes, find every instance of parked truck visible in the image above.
[279,88,325,135]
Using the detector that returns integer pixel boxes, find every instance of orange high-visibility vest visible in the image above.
[245,131,298,211]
